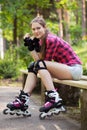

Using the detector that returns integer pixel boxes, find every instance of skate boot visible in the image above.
[3,90,31,117]
[39,90,66,119]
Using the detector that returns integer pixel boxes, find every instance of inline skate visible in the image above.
[39,90,66,119]
[3,90,31,117]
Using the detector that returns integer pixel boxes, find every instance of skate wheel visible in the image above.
[39,113,46,120]
[16,113,21,116]
[23,113,31,117]
[3,109,8,115]
[54,111,60,115]
[23,110,31,117]
[47,113,53,117]
[10,112,15,115]
[62,106,67,113]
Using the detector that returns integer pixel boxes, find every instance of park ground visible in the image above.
[0,78,81,130]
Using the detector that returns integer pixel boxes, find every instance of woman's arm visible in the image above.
[30,50,40,61]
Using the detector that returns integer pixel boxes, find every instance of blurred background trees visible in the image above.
[0,0,87,79]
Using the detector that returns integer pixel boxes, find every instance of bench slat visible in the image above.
[20,70,87,89]
[53,78,87,89]
[20,70,28,74]
[81,75,87,80]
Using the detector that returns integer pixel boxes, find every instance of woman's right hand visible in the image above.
[23,33,30,39]
[23,34,40,60]
[23,33,35,51]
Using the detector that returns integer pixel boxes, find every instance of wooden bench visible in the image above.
[20,69,87,130]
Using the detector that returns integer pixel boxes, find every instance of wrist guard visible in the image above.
[33,38,40,52]
[24,37,34,51]
[24,37,40,52]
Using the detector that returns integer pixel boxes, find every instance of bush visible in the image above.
[72,41,87,75]
[69,25,82,45]
[16,44,33,67]
[0,59,18,79]
[83,67,87,75]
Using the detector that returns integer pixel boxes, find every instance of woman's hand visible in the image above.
[24,33,35,51]
[23,33,40,61]
[23,33,30,39]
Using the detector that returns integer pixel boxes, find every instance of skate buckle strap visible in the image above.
[44,101,53,108]
[15,98,22,104]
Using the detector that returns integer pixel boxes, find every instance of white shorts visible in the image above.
[68,64,83,80]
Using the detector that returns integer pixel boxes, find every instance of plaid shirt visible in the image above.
[40,34,82,66]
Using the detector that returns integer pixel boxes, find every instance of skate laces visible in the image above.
[13,91,29,105]
[48,90,62,103]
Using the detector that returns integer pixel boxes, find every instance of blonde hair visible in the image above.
[31,16,49,59]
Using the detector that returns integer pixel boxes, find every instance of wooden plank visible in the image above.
[20,69,87,89]
[41,81,46,105]
[80,89,87,130]
[53,78,87,89]
[20,70,28,74]
[81,75,87,80]
[20,70,87,80]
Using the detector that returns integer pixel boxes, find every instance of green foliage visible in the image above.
[16,43,33,68]
[56,0,78,10]
[0,59,18,79]
[29,0,51,8]
[46,20,59,34]
[4,42,33,69]
[69,25,82,44]
[0,0,51,41]
[83,68,87,75]
[79,49,87,75]
[0,43,33,79]
[4,45,17,63]
[72,41,87,75]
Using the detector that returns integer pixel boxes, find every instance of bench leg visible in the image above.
[81,89,87,130]
[41,82,46,105]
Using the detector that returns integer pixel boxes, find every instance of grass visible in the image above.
[0,78,22,87]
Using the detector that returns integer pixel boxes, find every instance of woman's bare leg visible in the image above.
[37,61,72,91]
[38,69,55,91]
[45,61,73,80]
[23,73,37,95]
[23,61,72,93]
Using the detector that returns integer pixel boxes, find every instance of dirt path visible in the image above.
[0,86,80,130]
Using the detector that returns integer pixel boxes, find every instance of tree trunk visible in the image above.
[41,81,46,105]
[13,15,17,45]
[57,9,63,38]
[81,0,86,39]
[63,9,71,43]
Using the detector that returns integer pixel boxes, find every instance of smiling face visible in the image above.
[31,22,46,39]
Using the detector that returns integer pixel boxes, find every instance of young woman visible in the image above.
[4,17,83,117]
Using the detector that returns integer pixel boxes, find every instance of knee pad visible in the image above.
[34,60,47,72]
[28,62,37,75]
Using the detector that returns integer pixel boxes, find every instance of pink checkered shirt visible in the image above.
[40,33,82,66]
